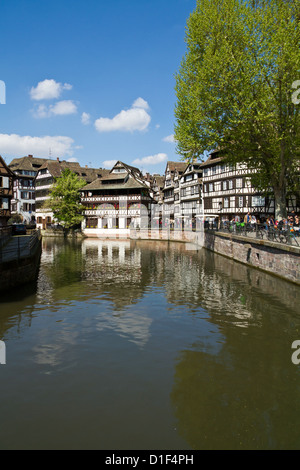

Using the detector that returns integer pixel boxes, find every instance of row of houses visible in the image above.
[1,151,299,234]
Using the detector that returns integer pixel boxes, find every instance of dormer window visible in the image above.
[112,168,126,173]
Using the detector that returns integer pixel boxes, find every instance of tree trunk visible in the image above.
[63,227,70,239]
[273,186,287,221]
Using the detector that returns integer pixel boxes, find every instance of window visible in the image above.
[238,196,244,207]
[223,181,227,191]
[252,196,265,207]
[224,197,229,208]
[1,198,9,209]
[209,183,213,192]
[236,178,243,188]
[245,178,252,189]
[0,176,9,189]
[212,198,222,209]
[229,180,233,189]
[214,182,221,191]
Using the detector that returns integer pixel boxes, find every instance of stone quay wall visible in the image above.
[0,236,42,292]
[130,228,300,285]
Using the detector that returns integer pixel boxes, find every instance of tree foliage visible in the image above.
[46,168,87,231]
[175,0,300,218]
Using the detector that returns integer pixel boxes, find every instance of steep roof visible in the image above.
[8,155,48,172]
[165,161,188,174]
[0,155,15,177]
[82,175,149,192]
[37,159,108,183]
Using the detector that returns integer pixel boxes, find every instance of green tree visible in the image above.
[46,168,87,235]
[175,0,300,219]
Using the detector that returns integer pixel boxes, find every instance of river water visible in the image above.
[0,237,299,450]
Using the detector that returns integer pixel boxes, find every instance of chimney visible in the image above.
[28,154,33,158]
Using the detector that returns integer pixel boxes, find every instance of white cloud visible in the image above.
[132,153,168,166]
[33,104,48,118]
[132,97,150,110]
[94,98,151,133]
[81,112,91,125]
[0,133,76,157]
[49,100,77,116]
[102,159,117,168]
[66,157,78,163]
[32,100,78,118]
[30,79,72,101]
[163,134,175,143]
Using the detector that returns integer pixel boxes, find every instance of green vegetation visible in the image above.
[46,168,87,235]
[175,0,300,218]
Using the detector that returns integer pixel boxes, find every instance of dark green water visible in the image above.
[0,237,299,450]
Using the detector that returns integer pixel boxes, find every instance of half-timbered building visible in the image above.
[162,161,187,223]
[35,159,101,230]
[81,161,154,237]
[178,162,203,227]
[8,155,48,224]
[201,149,275,221]
[0,155,15,226]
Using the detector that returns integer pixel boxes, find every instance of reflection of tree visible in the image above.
[144,243,299,329]
[171,343,300,450]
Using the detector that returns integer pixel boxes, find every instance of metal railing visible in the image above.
[218,221,299,247]
[0,226,13,248]
[0,229,42,264]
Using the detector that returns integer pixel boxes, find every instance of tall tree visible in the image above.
[46,168,87,235]
[175,0,300,218]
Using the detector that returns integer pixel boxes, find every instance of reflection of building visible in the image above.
[0,155,14,226]
[81,161,154,238]
[9,155,47,224]
[35,159,103,230]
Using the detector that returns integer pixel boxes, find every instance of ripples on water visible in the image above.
[0,237,299,450]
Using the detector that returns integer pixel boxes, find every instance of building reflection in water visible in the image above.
[0,238,299,449]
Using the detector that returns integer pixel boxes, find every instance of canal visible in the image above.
[0,237,299,450]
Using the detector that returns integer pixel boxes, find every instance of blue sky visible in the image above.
[0,0,196,175]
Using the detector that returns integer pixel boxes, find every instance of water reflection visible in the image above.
[0,238,299,449]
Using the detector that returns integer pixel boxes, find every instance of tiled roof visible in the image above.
[37,160,109,183]
[82,175,149,192]
[8,155,48,172]
[166,161,188,173]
